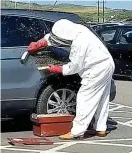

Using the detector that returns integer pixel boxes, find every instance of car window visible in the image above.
[1,15,48,47]
[99,29,116,42]
[44,20,54,32]
[119,28,132,44]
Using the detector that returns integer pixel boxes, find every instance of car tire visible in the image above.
[36,84,77,114]
[36,85,54,114]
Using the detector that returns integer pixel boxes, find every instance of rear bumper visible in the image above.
[1,98,36,118]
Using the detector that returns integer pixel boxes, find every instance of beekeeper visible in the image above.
[28,19,115,140]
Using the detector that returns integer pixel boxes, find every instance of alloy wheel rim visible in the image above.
[47,88,76,114]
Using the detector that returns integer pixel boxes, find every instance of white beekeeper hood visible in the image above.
[44,19,84,47]
[44,19,107,48]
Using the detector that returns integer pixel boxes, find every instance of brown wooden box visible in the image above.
[30,114,74,137]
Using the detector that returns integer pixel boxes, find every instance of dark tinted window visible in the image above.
[99,29,117,42]
[44,20,54,32]
[1,15,47,47]
[119,28,132,44]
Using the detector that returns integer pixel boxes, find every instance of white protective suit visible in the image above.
[44,19,115,137]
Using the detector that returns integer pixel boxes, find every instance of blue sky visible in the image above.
[12,1,132,10]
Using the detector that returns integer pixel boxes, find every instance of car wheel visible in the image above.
[36,85,77,115]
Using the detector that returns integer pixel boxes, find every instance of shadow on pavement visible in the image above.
[88,117,118,133]
[83,117,118,139]
[1,118,32,133]
[1,117,118,134]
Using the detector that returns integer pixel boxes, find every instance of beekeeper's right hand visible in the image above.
[28,39,48,54]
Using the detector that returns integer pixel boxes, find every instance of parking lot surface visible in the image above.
[1,81,132,153]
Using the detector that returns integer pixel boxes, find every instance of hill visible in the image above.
[1,0,132,22]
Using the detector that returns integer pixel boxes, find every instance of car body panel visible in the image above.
[1,47,43,117]
[1,47,42,99]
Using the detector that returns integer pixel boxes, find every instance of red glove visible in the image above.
[48,65,62,73]
[28,39,48,54]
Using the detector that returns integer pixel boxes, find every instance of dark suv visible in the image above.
[1,9,116,119]
[96,25,132,80]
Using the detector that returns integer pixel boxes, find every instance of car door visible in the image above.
[1,15,48,116]
[97,27,122,77]
[114,27,132,80]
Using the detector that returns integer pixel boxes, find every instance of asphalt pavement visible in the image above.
[1,80,132,153]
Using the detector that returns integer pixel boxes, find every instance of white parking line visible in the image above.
[110,111,132,113]
[110,102,132,109]
[124,120,132,125]
[0,147,43,152]
[40,142,77,153]
[109,102,119,106]
[111,117,132,119]
[117,121,132,127]
[0,145,12,149]
[48,152,69,153]
[86,141,132,148]
[109,102,132,127]
[123,120,132,127]
[109,105,124,111]
[92,138,132,142]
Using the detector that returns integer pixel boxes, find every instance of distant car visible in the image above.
[1,9,116,119]
[96,25,132,80]
[91,22,124,31]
